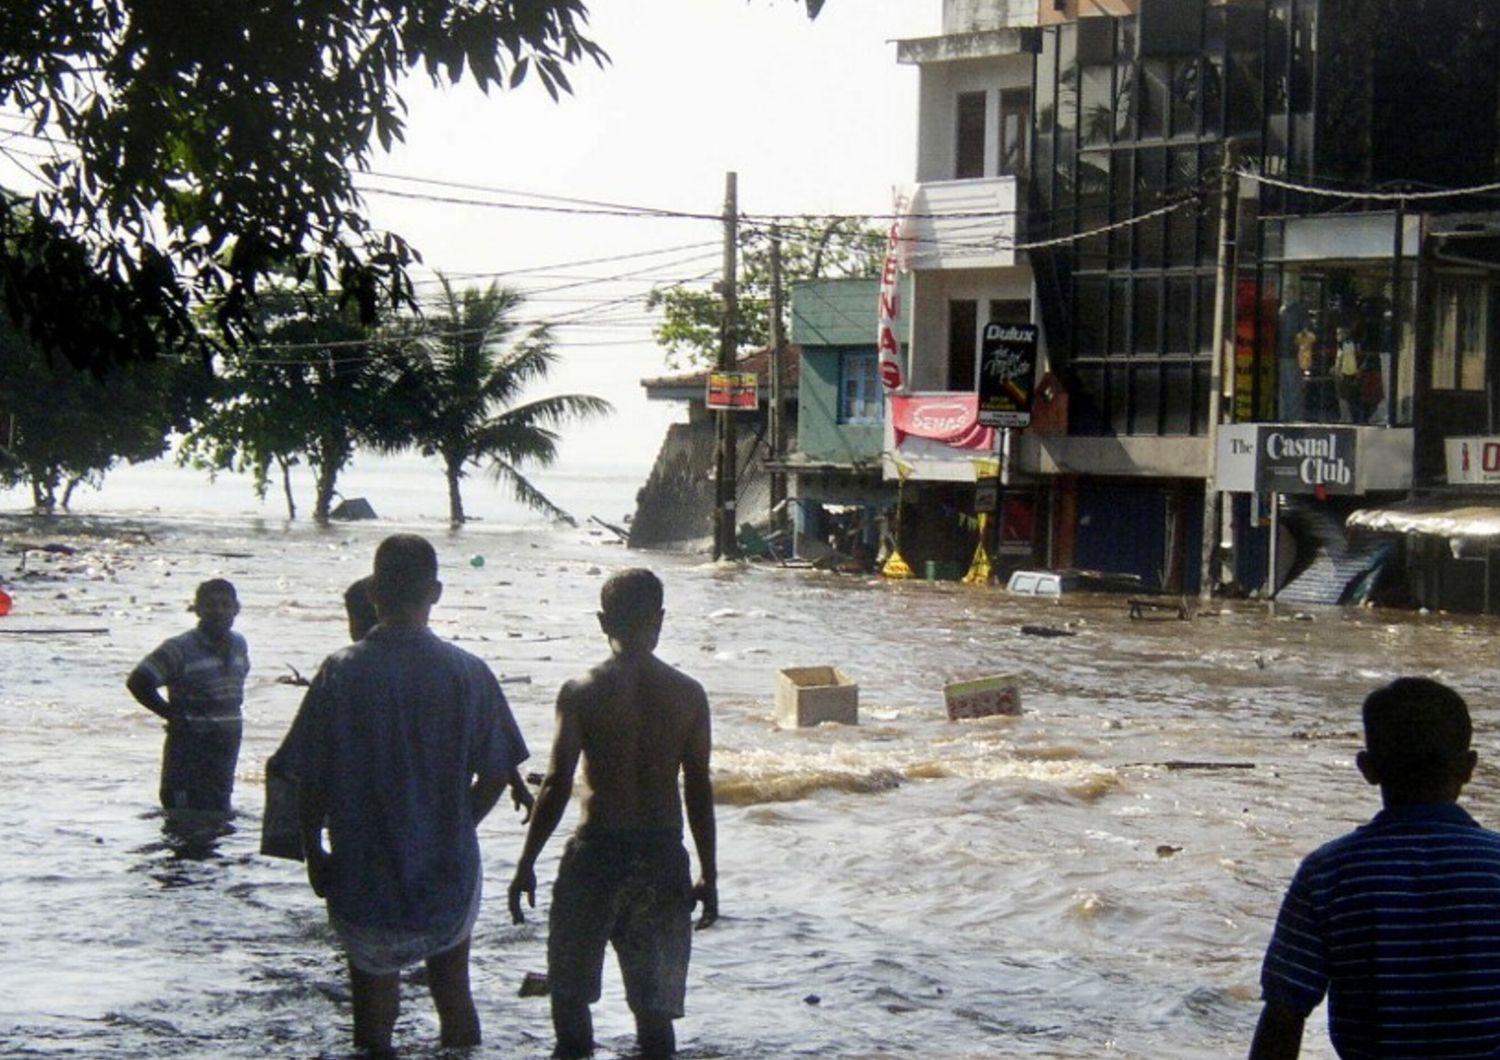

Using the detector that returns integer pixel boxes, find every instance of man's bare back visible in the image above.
[509,568,718,1059]
[565,653,708,835]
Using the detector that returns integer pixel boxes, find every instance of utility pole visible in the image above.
[769,224,788,533]
[714,172,741,560]
[1199,141,1239,600]
[1388,192,1405,431]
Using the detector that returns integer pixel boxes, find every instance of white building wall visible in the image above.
[908,178,1018,271]
[942,0,1040,33]
[915,55,1032,184]
[908,267,1035,391]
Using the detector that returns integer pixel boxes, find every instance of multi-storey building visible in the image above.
[888,0,1500,608]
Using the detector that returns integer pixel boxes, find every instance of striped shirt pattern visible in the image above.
[1261,803,1500,1058]
[137,628,250,722]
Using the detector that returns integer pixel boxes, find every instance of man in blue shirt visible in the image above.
[280,535,532,1054]
[1252,677,1500,1058]
[127,578,249,813]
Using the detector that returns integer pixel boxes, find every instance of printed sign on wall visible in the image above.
[977,322,1038,428]
[1258,427,1357,495]
[706,372,758,410]
[1446,438,1500,485]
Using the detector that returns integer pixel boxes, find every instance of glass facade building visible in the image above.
[1028,0,1500,443]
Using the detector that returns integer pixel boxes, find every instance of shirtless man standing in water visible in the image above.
[509,568,717,1059]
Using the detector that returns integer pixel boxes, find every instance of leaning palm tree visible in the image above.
[397,276,613,526]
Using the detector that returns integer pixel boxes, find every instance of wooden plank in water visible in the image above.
[0,627,110,635]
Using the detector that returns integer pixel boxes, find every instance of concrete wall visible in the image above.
[628,414,777,553]
[943,0,1040,33]
[908,266,1035,391]
[798,347,884,464]
[628,418,716,551]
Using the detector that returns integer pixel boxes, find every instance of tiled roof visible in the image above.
[640,346,801,395]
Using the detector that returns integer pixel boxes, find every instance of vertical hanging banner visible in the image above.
[877,188,914,392]
[977,322,1039,428]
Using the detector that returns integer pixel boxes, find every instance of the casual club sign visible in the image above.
[1217,424,1358,495]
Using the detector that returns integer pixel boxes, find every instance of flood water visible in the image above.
[2,491,1498,1057]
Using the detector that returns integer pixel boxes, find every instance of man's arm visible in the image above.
[298,781,331,898]
[1248,1001,1304,1060]
[507,765,535,822]
[682,688,717,929]
[470,771,508,824]
[508,687,582,924]
[126,666,173,721]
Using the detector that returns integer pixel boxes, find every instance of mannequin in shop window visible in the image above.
[1294,319,1321,421]
[1335,326,1363,423]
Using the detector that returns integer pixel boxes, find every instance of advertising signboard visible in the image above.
[706,371,758,410]
[1258,426,1357,494]
[977,322,1038,428]
[876,188,913,391]
[1446,437,1500,485]
[1217,424,1358,495]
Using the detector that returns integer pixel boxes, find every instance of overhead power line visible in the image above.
[1234,169,1500,202]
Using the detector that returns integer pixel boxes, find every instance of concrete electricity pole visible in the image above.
[1199,142,1239,600]
[714,171,741,560]
[769,223,788,533]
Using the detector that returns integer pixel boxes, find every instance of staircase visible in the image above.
[1276,499,1394,606]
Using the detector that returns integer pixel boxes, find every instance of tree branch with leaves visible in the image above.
[0,0,607,375]
[646,218,883,370]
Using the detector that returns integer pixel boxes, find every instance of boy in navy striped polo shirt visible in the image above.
[1251,677,1500,1059]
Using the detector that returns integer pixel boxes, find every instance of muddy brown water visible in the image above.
[2,510,1493,1057]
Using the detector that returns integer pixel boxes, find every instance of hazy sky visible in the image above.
[0,2,940,511]
[361,0,937,474]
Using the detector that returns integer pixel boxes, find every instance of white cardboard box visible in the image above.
[775,666,859,728]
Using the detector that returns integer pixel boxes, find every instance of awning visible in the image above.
[1347,504,1500,539]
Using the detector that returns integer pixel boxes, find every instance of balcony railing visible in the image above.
[908,177,1019,272]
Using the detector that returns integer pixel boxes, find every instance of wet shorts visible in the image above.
[548,828,693,1019]
[161,717,243,813]
[331,864,482,976]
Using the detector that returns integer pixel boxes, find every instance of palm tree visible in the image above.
[397,276,613,526]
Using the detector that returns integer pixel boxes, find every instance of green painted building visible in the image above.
[773,277,909,565]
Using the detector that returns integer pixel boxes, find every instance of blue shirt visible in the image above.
[1261,802,1500,1058]
[279,625,527,932]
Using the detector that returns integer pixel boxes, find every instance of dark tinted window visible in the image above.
[948,299,978,390]
[956,92,986,179]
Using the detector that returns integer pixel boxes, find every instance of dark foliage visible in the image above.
[0,1,605,373]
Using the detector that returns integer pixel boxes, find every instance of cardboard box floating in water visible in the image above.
[944,675,1022,720]
[776,666,858,728]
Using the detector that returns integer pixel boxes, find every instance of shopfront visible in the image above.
[1261,212,1419,428]
[1216,422,1413,600]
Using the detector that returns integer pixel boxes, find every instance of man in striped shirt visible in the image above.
[127,578,250,813]
[1251,677,1500,1058]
